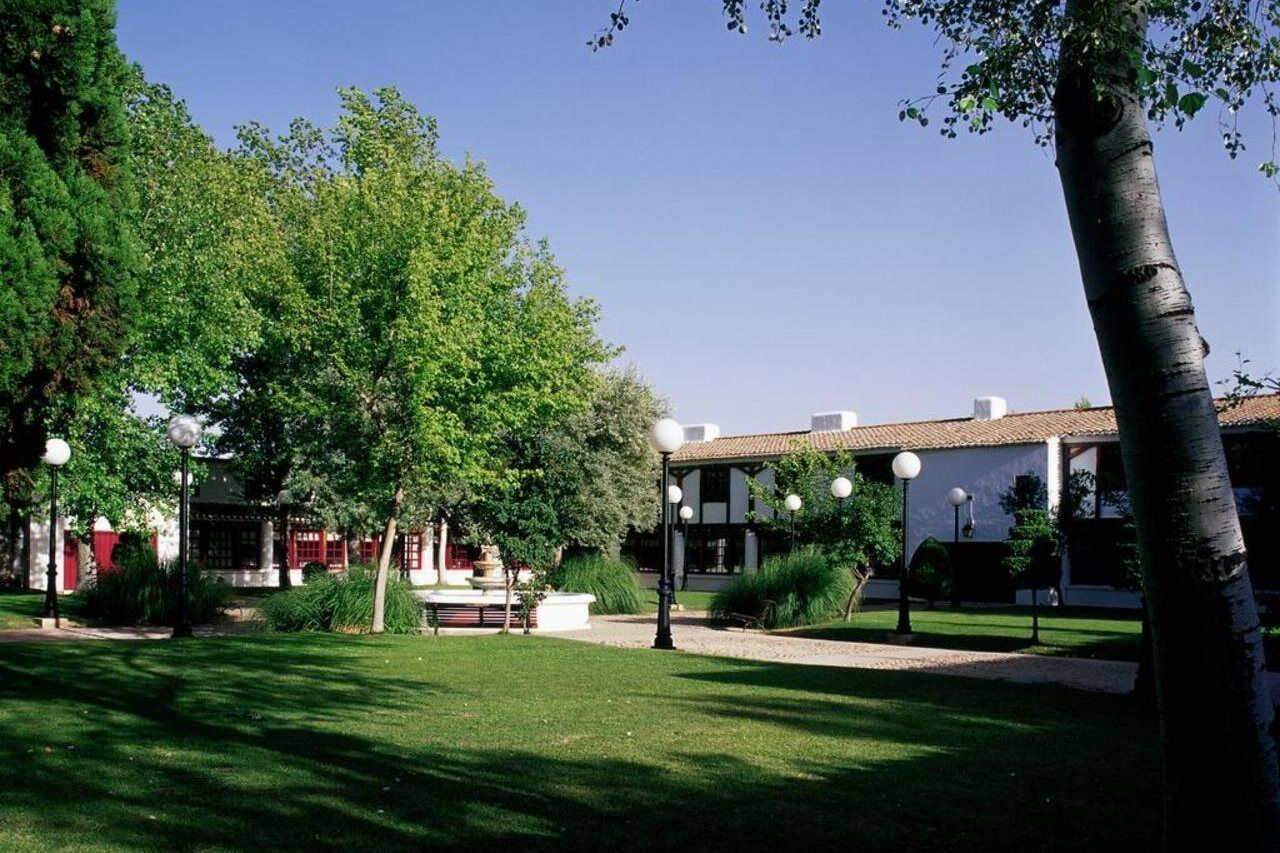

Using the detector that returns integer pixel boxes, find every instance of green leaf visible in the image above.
[906,106,919,119]
[1178,92,1207,116]
[1182,59,1205,79]
[958,95,977,112]
[1164,82,1179,107]
[981,96,999,112]
[1137,66,1157,85]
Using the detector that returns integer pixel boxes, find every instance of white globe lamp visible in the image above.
[891,451,921,481]
[649,418,684,455]
[42,438,71,467]
[830,476,853,499]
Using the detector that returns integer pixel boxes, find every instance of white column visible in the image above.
[436,519,449,584]
[260,521,275,585]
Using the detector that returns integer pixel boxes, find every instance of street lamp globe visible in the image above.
[784,493,803,513]
[891,451,922,481]
[166,415,203,449]
[42,438,71,467]
[830,476,853,499]
[667,484,683,504]
[649,418,684,455]
[679,505,694,521]
[945,487,968,507]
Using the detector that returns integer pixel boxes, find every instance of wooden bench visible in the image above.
[425,602,537,630]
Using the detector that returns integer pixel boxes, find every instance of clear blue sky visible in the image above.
[115,0,1279,435]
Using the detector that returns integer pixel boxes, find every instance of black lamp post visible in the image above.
[784,493,801,553]
[167,415,202,639]
[946,487,968,543]
[649,418,684,650]
[666,483,683,607]
[945,487,968,609]
[40,439,71,620]
[891,451,922,639]
[678,504,693,591]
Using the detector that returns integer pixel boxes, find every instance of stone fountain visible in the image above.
[468,544,506,591]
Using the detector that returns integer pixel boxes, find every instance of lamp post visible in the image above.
[40,438,71,620]
[667,484,683,606]
[167,415,202,639]
[649,417,683,650]
[945,487,968,543]
[784,493,802,553]
[891,451,922,639]
[678,504,693,591]
[945,487,968,609]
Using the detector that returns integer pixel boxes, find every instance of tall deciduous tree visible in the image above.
[593,3,1280,841]
[240,88,609,632]
[0,0,137,573]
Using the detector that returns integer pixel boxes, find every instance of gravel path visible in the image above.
[551,613,1280,698]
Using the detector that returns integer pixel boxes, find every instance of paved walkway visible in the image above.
[551,613,1280,699]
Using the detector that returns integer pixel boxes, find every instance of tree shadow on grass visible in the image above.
[0,635,1159,852]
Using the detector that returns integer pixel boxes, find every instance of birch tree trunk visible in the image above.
[1055,2,1280,843]
[372,486,404,634]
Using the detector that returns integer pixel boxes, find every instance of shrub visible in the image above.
[710,549,853,629]
[301,561,329,583]
[908,537,952,607]
[258,565,423,634]
[547,554,644,615]
[84,547,231,626]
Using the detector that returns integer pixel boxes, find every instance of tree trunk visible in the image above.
[372,486,404,634]
[76,539,92,591]
[1055,3,1279,843]
[502,566,514,634]
[1134,596,1156,697]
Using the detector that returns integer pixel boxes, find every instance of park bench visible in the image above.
[728,599,775,630]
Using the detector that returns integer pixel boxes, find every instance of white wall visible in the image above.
[906,442,1052,557]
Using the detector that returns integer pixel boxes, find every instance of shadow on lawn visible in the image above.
[791,621,1141,661]
[0,636,1159,852]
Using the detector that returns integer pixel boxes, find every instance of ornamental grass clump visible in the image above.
[710,549,852,629]
[83,547,231,626]
[547,554,644,615]
[259,565,422,634]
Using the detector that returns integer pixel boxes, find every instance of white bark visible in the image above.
[372,486,404,634]
[1055,2,1280,843]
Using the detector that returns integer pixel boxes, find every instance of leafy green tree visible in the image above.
[460,370,661,630]
[239,88,608,632]
[595,3,1280,837]
[748,443,899,618]
[1,0,137,574]
[1001,508,1061,644]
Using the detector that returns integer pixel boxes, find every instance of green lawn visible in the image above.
[0,590,87,629]
[0,633,1158,851]
[645,588,717,613]
[791,605,1144,661]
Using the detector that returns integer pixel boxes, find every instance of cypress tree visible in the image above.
[0,0,136,557]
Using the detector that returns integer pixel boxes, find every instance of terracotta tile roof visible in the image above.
[672,394,1280,464]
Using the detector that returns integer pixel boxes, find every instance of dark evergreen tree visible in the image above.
[0,0,137,572]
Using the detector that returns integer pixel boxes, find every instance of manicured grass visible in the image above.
[0,590,87,629]
[0,633,1158,851]
[644,588,718,612]
[791,605,1143,661]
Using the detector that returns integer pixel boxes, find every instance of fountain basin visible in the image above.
[415,589,595,632]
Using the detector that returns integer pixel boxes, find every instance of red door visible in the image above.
[62,536,78,591]
[93,531,122,572]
